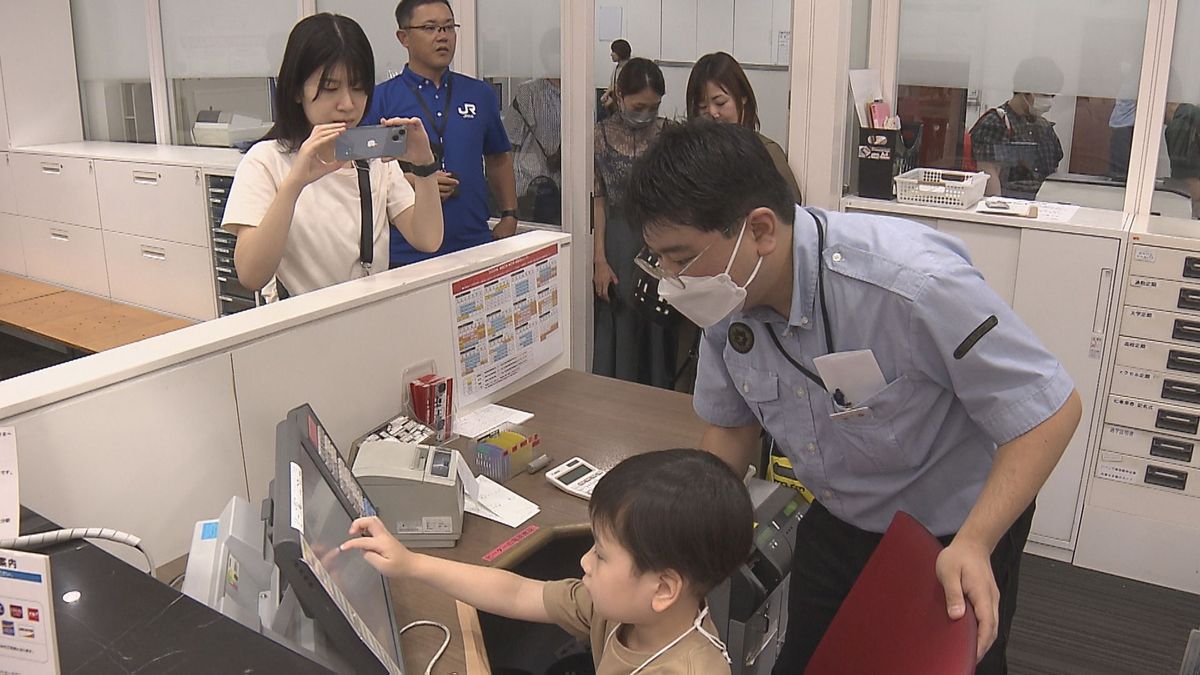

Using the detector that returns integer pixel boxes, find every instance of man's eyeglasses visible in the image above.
[402,23,460,36]
[634,241,716,290]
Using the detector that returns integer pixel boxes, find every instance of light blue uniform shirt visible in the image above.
[694,206,1075,536]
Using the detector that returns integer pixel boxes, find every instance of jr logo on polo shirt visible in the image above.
[458,103,477,119]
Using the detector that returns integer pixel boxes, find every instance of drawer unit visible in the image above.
[1105,395,1200,440]
[1095,452,1198,499]
[1119,305,1200,345]
[103,231,216,321]
[95,161,207,246]
[1111,364,1200,408]
[1115,336,1200,376]
[10,154,100,229]
[1129,244,1200,283]
[1125,275,1200,315]
[1100,424,1197,468]
[0,212,24,275]
[205,174,262,316]
[19,216,109,296]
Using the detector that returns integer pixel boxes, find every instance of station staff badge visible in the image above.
[728,322,755,354]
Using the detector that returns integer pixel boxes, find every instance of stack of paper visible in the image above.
[464,476,540,528]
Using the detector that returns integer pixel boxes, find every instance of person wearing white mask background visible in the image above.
[628,121,1082,675]
[592,58,676,388]
[969,56,1065,200]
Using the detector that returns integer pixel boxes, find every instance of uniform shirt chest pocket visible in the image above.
[828,375,919,474]
[729,364,781,425]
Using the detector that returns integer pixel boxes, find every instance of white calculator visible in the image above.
[546,457,606,500]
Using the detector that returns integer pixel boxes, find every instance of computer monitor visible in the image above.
[271,405,405,675]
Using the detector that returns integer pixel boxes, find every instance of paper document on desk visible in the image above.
[464,476,540,528]
[455,404,535,440]
[0,427,16,539]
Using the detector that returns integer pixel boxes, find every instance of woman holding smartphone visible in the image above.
[223,13,443,297]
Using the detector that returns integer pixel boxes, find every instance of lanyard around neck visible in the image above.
[404,75,454,151]
[765,208,835,392]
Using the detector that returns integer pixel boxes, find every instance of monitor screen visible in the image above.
[272,406,404,674]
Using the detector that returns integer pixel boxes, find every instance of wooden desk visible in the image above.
[0,274,194,353]
[0,274,64,307]
[393,369,704,673]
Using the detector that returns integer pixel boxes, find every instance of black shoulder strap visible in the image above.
[354,159,373,269]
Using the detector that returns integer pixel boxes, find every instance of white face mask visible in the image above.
[657,220,764,329]
[605,605,731,674]
[1030,94,1053,116]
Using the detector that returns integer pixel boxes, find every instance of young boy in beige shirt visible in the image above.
[341,448,753,673]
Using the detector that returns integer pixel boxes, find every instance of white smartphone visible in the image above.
[545,457,606,500]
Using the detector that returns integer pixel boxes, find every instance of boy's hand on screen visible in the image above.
[340,516,415,578]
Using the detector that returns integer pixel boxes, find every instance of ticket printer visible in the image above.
[351,440,465,548]
[707,478,807,675]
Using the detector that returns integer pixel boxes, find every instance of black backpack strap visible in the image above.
[355,159,373,270]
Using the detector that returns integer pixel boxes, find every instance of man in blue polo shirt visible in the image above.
[366,0,519,268]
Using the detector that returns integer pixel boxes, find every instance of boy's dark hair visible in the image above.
[395,0,453,28]
[627,120,795,235]
[589,449,753,595]
[616,57,665,98]
[265,13,374,153]
[611,39,632,60]
[686,51,759,130]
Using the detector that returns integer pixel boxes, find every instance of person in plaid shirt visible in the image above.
[970,57,1064,200]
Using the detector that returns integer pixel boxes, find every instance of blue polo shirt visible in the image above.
[366,66,512,267]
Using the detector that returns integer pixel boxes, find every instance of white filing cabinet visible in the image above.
[1011,229,1119,550]
[1076,241,1200,593]
[9,153,101,229]
[18,215,109,296]
[94,159,216,320]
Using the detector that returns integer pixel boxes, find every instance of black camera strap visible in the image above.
[354,159,373,270]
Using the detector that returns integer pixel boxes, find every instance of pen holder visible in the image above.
[856,125,922,200]
[472,426,540,483]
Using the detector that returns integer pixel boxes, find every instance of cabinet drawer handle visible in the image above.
[49,230,69,242]
[214,246,232,255]
[1155,409,1200,435]
[140,245,167,261]
[1179,288,1200,312]
[1150,436,1195,463]
[1168,349,1200,374]
[215,265,233,274]
[40,162,62,175]
[132,170,160,186]
[1185,257,1200,280]
[1173,319,1200,343]
[1144,464,1189,491]
[1162,379,1200,405]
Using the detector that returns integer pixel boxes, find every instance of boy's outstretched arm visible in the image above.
[341,516,551,623]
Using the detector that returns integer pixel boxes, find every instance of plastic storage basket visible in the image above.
[893,168,987,209]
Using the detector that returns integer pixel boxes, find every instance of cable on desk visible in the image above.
[398,620,451,675]
[0,528,156,576]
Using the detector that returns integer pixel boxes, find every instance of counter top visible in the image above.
[842,196,1131,238]
[7,141,242,173]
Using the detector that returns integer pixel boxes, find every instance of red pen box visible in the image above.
[409,374,453,441]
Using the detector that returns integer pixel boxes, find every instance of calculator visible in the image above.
[545,457,606,500]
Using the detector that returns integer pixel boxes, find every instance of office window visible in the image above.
[71,0,156,143]
[851,0,1149,209]
[316,0,411,84]
[160,0,296,146]
[480,0,563,227]
[1151,1,1200,222]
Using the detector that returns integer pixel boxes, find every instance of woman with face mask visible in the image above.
[686,52,801,203]
[592,58,674,388]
